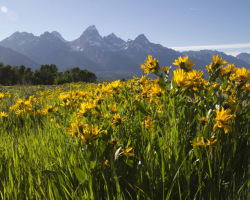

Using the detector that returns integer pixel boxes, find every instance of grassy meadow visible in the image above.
[0,55,250,199]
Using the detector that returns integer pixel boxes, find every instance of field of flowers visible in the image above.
[0,55,249,199]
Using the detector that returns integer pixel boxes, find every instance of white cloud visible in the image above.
[169,43,250,56]
[225,51,250,57]
[169,43,250,51]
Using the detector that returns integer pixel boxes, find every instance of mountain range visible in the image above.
[1,25,250,80]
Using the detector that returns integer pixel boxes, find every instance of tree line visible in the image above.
[0,63,97,86]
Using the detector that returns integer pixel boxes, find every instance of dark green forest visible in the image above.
[0,63,97,86]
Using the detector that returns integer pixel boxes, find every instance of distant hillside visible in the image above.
[0,45,39,70]
[182,50,250,68]
[236,53,250,65]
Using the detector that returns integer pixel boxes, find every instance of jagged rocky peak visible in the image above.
[39,31,56,41]
[40,31,50,36]
[104,33,125,44]
[85,25,98,32]
[0,31,37,50]
[102,33,126,51]
[71,25,103,48]
[134,34,149,43]
[51,31,68,42]
[39,31,67,43]
[106,33,117,39]
[51,31,63,39]
[80,25,102,39]
[124,34,151,50]
[6,31,35,40]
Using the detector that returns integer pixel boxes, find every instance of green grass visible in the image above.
[0,57,250,199]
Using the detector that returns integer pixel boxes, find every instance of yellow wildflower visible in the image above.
[229,73,237,82]
[212,55,228,66]
[220,64,237,75]
[173,56,194,71]
[81,124,106,143]
[0,93,4,101]
[173,68,190,87]
[0,112,8,118]
[190,136,205,146]
[141,55,160,75]
[5,91,11,97]
[102,85,113,95]
[185,58,195,71]
[197,117,208,123]
[139,84,151,99]
[187,70,205,87]
[190,136,217,152]
[69,119,84,138]
[46,105,53,112]
[59,93,71,107]
[110,80,122,92]
[36,109,48,116]
[29,95,37,102]
[16,99,25,106]
[111,104,118,113]
[211,82,217,88]
[157,105,163,114]
[139,75,147,86]
[173,56,188,66]
[160,66,171,73]
[53,107,58,113]
[213,107,236,134]
[236,67,250,82]
[122,147,135,157]
[191,87,198,92]
[227,96,238,111]
[78,100,97,115]
[242,83,250,91]
[205,63,213,72]
[102,160,110,168]
[112,113,125,128]
[150,83,163,97]
[142,115,156,131]
[206,136,217,152]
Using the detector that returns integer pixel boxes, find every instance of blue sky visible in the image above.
[1,0,250,56]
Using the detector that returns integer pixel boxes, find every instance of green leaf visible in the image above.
[74,167,86,183]
[126,159,134,168]
[193,145,199,158]
[99,139,107,155]
[158,74,166,90]
[90,161,96,169]
[42,170,57,174]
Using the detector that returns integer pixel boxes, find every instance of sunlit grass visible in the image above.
[0,55,249,199]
